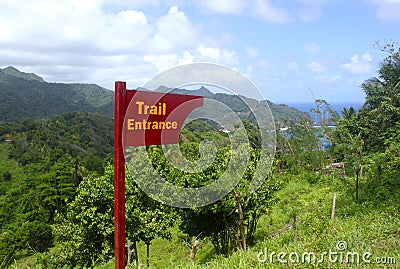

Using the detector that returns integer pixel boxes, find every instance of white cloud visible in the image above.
[314,75,341,83]
[151,6,199,53]
[198,0,330,23]
[245,65,253,79]
[296,6,321,21]
[197,45,239,66]
[259,59,272,70]
[371,0,400,21]
[304,42,321,54]
[143,45,239,75]
[297,0,331,4]
[250,0,332,23]
[144,51,195,73]
[103,0,160,8]
[200,0,247,15]
[94,10,153,54]
[252,0,291,23]
[0,1,215,89]
[246,46,259,59]
[295,0,332,21]
[361,53,372,62]
[120,10,147,24]
[218,49,239,66]
[342,53,372,75]
[70,0,102,16]
[196,0,335,25]
[379,0,400,2]
[308,62,325,72]
[198,45,221,60]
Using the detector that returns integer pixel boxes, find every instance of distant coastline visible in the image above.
[284,102,363,126]
[285,102,363,116]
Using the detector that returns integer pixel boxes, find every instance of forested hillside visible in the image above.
[0,66,307,123]
[1,44,399,268]
[0,66,309,268]
[0,67,114,121]
[159,87,309,123]
[0,112,114,267]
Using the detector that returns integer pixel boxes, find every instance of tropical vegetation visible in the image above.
[0,43,399,268]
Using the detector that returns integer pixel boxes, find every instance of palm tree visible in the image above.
[341,106,356,120]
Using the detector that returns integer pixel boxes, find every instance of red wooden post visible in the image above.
[114,81,126,268]
[113,81,203,268]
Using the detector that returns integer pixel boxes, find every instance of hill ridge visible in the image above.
[0,67,308,123]
[1,66,45,82]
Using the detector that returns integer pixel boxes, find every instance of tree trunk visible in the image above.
[212,236,220,254]
[247,213,257,245]
[189,240,200,264]
[293,215,298,243]
[342,162,348,184]
[127,239,132,266]
[356,169,359,202]
[146,242,150,268]
[331,192,337,220]
[234,193,246,252]
[133,238,138,265]
[232,226,241,249]
[356,164,363,202]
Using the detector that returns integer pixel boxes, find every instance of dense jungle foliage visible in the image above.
[1,43,399,268]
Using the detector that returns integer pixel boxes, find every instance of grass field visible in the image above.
[8,171,399,268]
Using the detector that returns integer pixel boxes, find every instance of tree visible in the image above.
[330,42,400,204]
[330,107,363,177]
[275,118,328,172]
[125,164,176,267]
[179,145,280,255]
[52,167,115,267]
[52,163,176,268]
[358,42,400,152]
[19,221,53,253]
[341,106,356,120]
[3,171,11,181]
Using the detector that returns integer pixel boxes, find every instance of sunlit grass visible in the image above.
[10,172,399,268]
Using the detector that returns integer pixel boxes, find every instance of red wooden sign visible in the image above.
[124,89,203,146]
[114,81,203,268]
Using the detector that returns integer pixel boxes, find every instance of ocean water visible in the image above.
[285,102,363,125]
[280,102,363,148]
[286,102,363,115]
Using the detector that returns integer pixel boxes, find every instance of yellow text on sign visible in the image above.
[136,101,166,115]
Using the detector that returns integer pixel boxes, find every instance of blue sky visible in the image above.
[0,0,399,103]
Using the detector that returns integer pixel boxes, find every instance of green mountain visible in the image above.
[156,85,215,97]
[0,67,308,123]
[1,66,45,82]
[157,86,309,122]
[0,67,114,122]
[11,112,114,163]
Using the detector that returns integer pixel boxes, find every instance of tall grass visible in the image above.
[10,172,399,268]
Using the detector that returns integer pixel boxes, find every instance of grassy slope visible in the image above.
[10,171,399,268]
[104,172,399,269]
[0,143,25,197]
